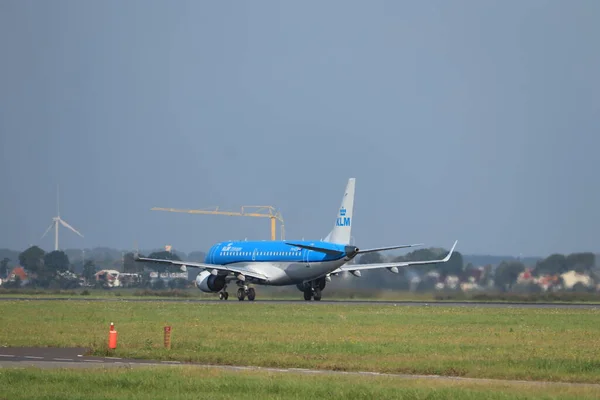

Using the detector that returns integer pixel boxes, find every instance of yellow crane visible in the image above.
[150,205,285,241]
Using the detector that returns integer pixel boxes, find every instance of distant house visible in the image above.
[7,266,28,286]
[560,270,593,290]
[95,269,121,288]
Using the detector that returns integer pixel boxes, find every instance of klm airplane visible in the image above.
[135,178,457,301]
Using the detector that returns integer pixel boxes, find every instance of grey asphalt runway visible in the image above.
[0,296,599,308]
[1,347,599,389]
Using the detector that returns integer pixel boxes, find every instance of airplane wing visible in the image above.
[134,256,269,281]
[331,240,458,274]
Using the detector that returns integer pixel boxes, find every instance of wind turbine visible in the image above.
[41,185,84,251]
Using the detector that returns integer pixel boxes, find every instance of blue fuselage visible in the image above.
[203,240,351,285]
[205,241,346,265]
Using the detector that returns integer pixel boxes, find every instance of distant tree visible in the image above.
[168,278,188,289]
[187,251,207,262]
[393,247,462,276]
[572,282,591,293]
[481,264,494,287]
[145,251,181,274]
[123,252,137,273]
[357,252,384,264]
[18,246,45,274]
[534,254,567,276]
[401,248,440,262]
[566,253,595,272]
[152,278,166,290]
[5,275,21,289]
[439,251,464,278]
[0,257,9,278]
[494,261,525,290]
[44,251,70,274]
[82,260,96,282]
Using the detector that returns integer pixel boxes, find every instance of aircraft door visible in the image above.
[303,250,311,268]
[209,246,216,264]
[252,248,257,261]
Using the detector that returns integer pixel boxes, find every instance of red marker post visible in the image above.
[164,326,171,350]
[108,322,118,349]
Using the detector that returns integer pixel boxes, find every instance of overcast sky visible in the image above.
[1,0,598,257]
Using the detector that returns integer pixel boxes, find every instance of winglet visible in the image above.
[442,240,458,261]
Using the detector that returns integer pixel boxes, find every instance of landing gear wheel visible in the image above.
[237,287,245,301]
[313,288,322,301]
[247,287,256,301]
[218,291,228,300]
[223,292,229,300]
[304,290,312,301]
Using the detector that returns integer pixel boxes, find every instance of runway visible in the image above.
[1,347,599,389]
[0,296,599,308]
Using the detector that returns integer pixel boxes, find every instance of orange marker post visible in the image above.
[164,326,171,349]
[108,322,118,350]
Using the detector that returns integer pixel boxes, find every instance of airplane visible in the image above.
[135,178,458,301]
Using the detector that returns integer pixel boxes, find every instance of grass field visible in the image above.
[1,300,599,384]
[1,367,599,400]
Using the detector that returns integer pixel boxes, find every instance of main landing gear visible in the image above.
[235,286,256,301]
[303,287,322,301]
[301,278,325,301]
[218,283,256,301]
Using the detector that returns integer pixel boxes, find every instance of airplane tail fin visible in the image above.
[324,178,355,244]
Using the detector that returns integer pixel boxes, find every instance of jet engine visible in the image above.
[195,270,226,293]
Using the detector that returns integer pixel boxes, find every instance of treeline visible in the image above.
[0,247,206,273]
[0,246,207,289]
[351,247,598,292]
[2,245,598,293]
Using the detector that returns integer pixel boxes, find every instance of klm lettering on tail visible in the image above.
[336,207,351,227]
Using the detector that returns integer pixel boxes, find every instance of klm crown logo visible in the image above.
[336,207,351,227]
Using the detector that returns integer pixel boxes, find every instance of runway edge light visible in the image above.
[108,322,118,350]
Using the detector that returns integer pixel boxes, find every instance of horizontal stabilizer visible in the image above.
[284,242,343,256]
[357,243,423,254]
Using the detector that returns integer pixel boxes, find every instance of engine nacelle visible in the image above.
[195,270,226,293]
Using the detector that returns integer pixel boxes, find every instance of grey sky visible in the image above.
[1,0,598,257]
